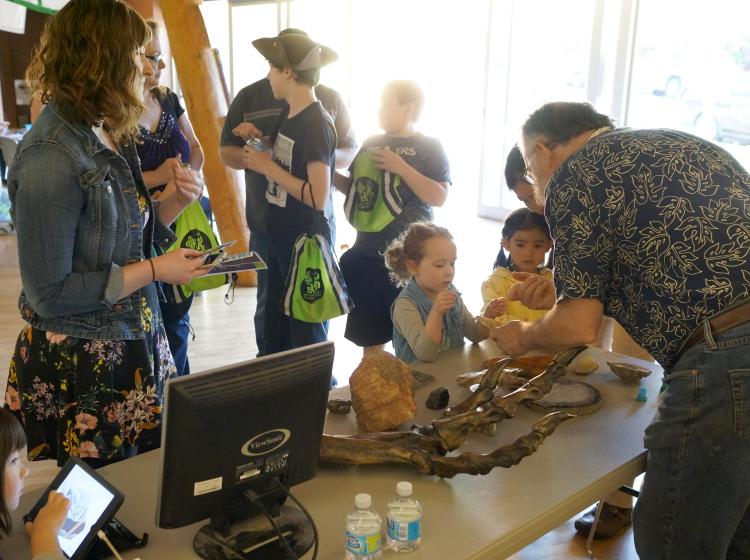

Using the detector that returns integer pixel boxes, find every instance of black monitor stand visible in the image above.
[85,516,149,559]
[193,499,314,560]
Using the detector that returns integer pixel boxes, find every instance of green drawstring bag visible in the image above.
[343,150,403,232]
[169,200,231,303]
[283,233,353,323]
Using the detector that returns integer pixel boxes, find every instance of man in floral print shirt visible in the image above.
[491,102,750,559]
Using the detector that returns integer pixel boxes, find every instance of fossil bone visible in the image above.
[319,346,586,477]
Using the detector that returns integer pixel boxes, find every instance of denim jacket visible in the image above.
[8,102,175,340]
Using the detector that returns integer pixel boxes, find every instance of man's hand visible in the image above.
[372,148,407,175]
[432,289,457,316]
[242,145,273,174]
[489,320,530,357]
[508,272,556,310]
[483,297,507,319]
[232,122,263,142]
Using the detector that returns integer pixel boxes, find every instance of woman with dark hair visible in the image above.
[137,20,206,376]
[4,0,206,468]
[0,408,68,559]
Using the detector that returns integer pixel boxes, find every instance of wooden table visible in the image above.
[2,342,660,559]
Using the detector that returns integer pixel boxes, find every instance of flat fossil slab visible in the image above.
[524,378,604,416]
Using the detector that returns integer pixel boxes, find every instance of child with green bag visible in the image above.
[242,32,340,355]
[137,20,206,376]
[334,80,451,356]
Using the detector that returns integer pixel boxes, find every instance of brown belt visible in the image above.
[677,300,750,359]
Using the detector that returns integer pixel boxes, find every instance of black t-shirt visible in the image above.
[220,79,355,234]
[266,101,336,238]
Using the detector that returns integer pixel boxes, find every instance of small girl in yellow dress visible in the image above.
[482,208,553,324]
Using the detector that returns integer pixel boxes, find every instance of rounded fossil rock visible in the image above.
[349,350,417,432]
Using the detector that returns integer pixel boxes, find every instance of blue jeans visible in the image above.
[160,300,191,377]
[250,217,335,356]
[633,320,750,559]
[259,229,328,356]
[250,232,271,356]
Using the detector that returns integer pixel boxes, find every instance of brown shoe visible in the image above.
[574,503,632,539]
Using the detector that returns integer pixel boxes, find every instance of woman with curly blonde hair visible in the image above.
[4,0,207,467]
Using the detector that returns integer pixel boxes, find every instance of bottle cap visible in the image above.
[396,481,413,497]
[355,493,372,509]
[636,384,648,402]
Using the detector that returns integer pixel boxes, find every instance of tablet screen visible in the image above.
[25,458,125,560]
[55,463,119,558]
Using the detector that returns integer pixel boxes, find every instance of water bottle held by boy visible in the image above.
[386,481,422,552]
[346,493,382,559]
[245,136,265,151]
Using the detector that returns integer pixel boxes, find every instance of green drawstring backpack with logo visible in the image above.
[169,200,232,303]
[343,150,403,232]
[282,183,353,323]
[283,233,353,322]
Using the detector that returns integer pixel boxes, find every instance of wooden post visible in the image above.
[158,0,255,286]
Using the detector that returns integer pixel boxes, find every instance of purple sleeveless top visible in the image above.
[137,89,190,191]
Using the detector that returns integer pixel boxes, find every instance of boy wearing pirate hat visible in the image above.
[220,30,356,359]
[240,32,339,354]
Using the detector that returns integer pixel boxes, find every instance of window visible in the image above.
[479,0,597,219]
[198,0,749,226]
[627,0,750,169]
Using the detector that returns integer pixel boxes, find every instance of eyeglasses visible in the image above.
[521,147,537,185]
[145,53,164,65]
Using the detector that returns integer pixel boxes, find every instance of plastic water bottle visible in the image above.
[245,136,264,151]
[345,493,382,559]
[386,481,422,552]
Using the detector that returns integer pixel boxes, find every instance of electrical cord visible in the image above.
[96,530,142,560]
[96,529,124,560]
[273,478,319,560]
[245,489,298,560]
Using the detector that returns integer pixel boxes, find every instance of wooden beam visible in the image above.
[156,0,255,286]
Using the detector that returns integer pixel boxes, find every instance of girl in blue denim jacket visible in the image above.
[4,0,206,468]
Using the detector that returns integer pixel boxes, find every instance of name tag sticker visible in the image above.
[193,477,223,496]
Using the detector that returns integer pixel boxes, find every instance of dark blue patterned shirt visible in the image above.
[546,128,750,367]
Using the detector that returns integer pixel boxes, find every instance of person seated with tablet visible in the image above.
[21,456,126,560]
[0,408,69,560]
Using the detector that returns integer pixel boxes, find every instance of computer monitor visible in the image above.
[156,341,334,559]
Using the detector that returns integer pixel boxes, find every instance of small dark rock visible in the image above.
[326,399,351,414]
[426,387,450,410]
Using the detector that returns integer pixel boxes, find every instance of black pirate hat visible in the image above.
[252,32,337,71]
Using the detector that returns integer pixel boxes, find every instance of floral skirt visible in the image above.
[4,292,177,467]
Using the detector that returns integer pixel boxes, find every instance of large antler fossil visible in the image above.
[320,347,586,477]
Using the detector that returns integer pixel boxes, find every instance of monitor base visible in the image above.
[193,505,314,560]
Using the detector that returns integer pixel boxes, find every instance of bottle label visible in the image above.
[387,517,421,542]
[346,531,381,555]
